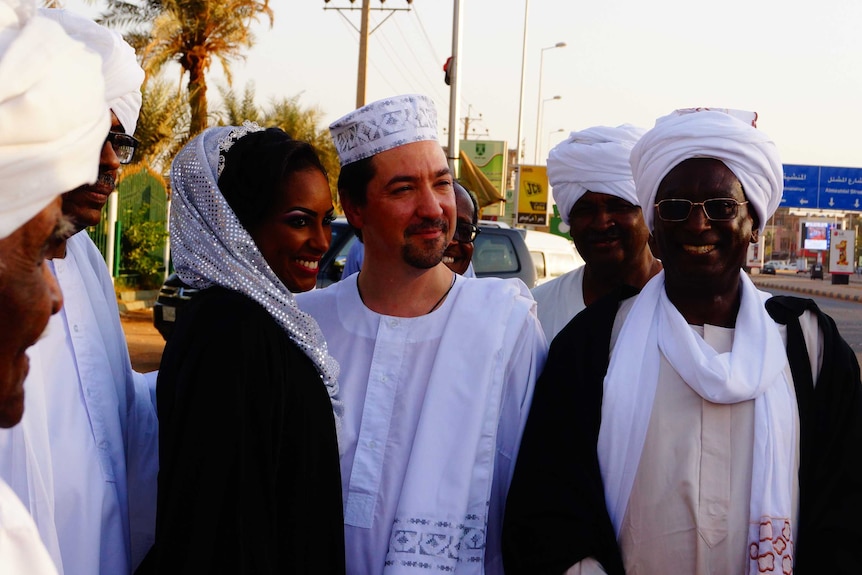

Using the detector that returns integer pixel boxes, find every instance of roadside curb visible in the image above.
[751,279,862,303]
[116,289,158,313]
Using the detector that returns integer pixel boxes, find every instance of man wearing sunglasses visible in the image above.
[530,124,662,342]
[442,181,480,276]
[0,9,159,575]
[504,108,862,574]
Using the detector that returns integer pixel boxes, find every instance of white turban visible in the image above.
[547,124,645,226]
[630,109,783,234]
[0,0,109,240]
[39,8,144,136]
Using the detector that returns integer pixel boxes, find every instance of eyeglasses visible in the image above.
[105,132,140,165]
[654,198,748,222]
[453,222,480,243]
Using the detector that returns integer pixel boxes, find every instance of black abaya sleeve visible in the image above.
[502,287,637,575]
[766,296,862,575]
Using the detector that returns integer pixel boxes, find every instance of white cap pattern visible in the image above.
[329,94,438,166]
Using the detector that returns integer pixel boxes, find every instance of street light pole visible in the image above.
[513,0,529,225]
[537,95,561,162]
[545,127,565,159]
[533,41,566,163]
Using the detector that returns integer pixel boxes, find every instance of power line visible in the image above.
[409,3,443,66]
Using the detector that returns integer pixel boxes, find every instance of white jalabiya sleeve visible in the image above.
[0,479,58,574]
[531,266,585,342]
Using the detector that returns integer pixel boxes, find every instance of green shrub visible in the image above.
[120,204,167,289]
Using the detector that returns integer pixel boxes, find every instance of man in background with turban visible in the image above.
[297,93,547,574]
[503,108,862,574]
[0,0,111,572]
[0,8,159,575]
[531,125,661,341]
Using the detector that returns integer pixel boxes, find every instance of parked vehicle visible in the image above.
[761,260,797,275]
[523,229,584,286]
[315,218,356,288]
[318,219,538,288]
[811,262,824,279]
[152,273,200,340]
[155,218,538,340]
[471,222,537,287]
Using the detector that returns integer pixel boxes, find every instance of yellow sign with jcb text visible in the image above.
[517,165,548,226]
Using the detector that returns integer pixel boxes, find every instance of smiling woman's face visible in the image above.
[248,168,334,293]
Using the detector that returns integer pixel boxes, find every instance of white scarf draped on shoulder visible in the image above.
[598,270,797,574]
[384,277,535,575]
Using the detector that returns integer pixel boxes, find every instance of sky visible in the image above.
[69,0,862,169]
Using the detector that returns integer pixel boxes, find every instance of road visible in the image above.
[121,309,164,374]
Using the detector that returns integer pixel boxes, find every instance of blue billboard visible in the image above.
[782,164,862,210]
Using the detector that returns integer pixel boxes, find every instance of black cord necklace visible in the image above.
[426,272,456,314]
[357,272,456,315]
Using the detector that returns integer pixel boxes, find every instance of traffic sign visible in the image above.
[782,164,862,210]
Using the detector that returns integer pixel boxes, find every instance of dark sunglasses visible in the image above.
[655,198,748,222]
[453,222,480,243]
[105,132,140,164]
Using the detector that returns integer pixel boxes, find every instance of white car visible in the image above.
[523,230,585,286]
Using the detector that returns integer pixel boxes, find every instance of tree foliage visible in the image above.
[120,203,168,289]
[134,75,190,174]
[89,2,340,207]
[219,85,342,209]
[95,0,273,136]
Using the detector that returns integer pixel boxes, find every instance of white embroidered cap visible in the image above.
[329,93,439,166]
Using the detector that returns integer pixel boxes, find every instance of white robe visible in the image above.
[297,274,547,575]
[531,265,585,342]
[0,231,158,575]
[568,299,822,575]
[0,479,57,575]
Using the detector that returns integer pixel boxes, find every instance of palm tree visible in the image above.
[90,0,165,53]
[96,0,273,137]
[218,84,262,126]
[134,75,190,173]
[220,85,342,209]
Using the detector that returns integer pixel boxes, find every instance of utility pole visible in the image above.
[462,105,483,141]
[357,0,370,108]
[323,0,413,108]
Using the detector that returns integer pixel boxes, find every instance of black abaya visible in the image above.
[138,287,345,574]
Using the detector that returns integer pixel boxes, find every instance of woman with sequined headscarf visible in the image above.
[138,124,345,575]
